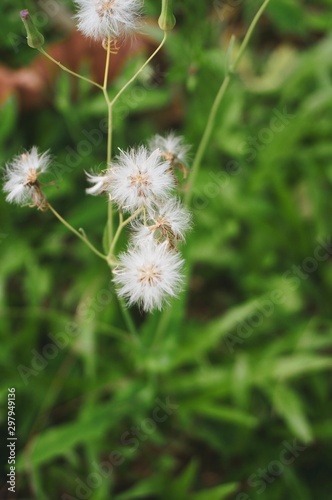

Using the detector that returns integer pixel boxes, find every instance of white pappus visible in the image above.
[131,197,192,246]
[74,0,142,41]
[149,132,191,166]
[108,146,175,213]
[113,240,184,312]
[85,171,112,196]
[3,147,50,208]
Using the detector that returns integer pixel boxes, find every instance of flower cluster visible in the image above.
[86,133,192,311]
[2,0,192,314]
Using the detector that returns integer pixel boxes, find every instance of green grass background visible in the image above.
[1,0,332,498]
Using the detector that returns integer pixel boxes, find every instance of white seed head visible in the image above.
[131,197,192,245]
[108,146,175,213]
[3,147,50,207]
[149,132,191,166]
[74,0,142,41]
[85,171,112,196]
[113,240,184,312]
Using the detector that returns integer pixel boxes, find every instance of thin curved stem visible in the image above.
[109,212,123,259]
[102,38,114,246]
[38,48,103,90]
[103,38,112,92]
[107,196,114,254]
[102,37,113,164]
[184,74,230,206]
[47,203,108,261]
[117,296,139,339]
[106,105,113,164]
[110,32,167,106]
[185,0,271,205]
[103,33,167,333]
[233,0,271,70]
[108,208,143,258]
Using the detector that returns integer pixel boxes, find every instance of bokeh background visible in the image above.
[1,0,332,498]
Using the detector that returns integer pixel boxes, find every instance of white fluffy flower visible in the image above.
[149,132,191,166]
[113,240,184,312]
[131,198,192,245]
[86,171,112,195]
[3,147,50,208]
[74,0,142,41]
[109,147,175,213]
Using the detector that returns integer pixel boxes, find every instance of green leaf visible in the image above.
[268,0,307,35]
[174,299,263,365]
[115,477,161,500]
[166,460,198,497]
[313,420,332,439]
[270,356,332,381]
[17,402,125,469]
[272,385,313,443]
[184,402,258,428]
[192,482,239,500]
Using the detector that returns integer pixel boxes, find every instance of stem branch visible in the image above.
[110,32,167,106]
[48,203,108,261]
[38,48,103,90]
[108,208,143,258]
[185,0,271,205]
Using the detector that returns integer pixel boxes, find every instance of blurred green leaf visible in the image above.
[272,384,313,443]
[17,401,125,469]
[191,482,239,500]
[269,356,332,381]
[164,460,198,498]
[184,402,258,428]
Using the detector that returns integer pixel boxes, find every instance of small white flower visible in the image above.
[109,146,175,213]
[74,0,142,41]
[85,171,112,195]
[113,240,184,312]
[131,198,192,245]
[149,132,191,166]
[3,147,50,208]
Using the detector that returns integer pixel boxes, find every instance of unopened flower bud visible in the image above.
[20,9,44,49]
[158,0,176,31]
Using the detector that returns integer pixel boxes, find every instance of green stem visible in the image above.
[233,0,271,70]
[106,105,113,244]
[102,39,114,246]
[109,212,123,258]
[108,208,143,257]
[99,39,139,334]
[110,32,167,106]
[185,74,230,205]
[103,38,111,92]
[185,0,271,205]
[106,104,113,164]
[107,197,114,253]
[48,203,108,261]
[153,306,172,346]
[102,38,112,164]
[103,34,168,334]
[118,296,139,339]
[38,48,103,90]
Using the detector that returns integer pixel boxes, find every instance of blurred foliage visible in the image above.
[1,0,332,499]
